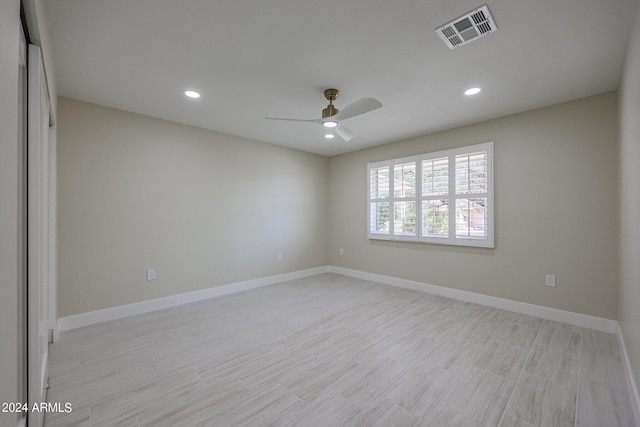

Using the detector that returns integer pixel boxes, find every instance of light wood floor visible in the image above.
[45,273,635,427]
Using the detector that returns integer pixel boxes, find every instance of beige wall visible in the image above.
[57,97,329,317]
[619,3,640,394]
[0,2,23,425]
[328,92,619,319]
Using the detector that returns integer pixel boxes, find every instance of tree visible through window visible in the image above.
[368,142,493,247]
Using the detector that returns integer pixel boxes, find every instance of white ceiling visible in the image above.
[47,0,638,156]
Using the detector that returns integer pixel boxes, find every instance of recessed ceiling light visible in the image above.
[184,90,200,99]
[322,120,338,128]
[464,87,482,96]
[325,133,335,139]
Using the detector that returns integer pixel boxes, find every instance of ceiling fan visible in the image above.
[266,89,382,141]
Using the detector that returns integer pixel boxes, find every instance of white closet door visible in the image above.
[28,44,51,427]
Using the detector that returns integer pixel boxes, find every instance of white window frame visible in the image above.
[367,142,494,248]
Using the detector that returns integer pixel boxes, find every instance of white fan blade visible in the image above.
[333,97,382,121]
[265,117,317,123]
[335,126,355,142]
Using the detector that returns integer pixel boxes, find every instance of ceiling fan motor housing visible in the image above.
[322,88,340,118]
[322,105,339,118]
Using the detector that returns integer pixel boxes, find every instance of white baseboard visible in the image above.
[618,324,640,427]
[57,264,618,335]
[56,266,329,332]
[327,266,618,333]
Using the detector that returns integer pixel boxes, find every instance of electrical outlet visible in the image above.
[147,268,156,281]
[339,248,344,256]
[545,274,556,287]
[277,252,282,261]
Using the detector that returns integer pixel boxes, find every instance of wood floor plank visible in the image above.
[499,413,536,427]
[378,363,456,419]
[439,367,515,426]
[339,356,409,408]
[575,378,635,427]
[348,399,421,427]
[43,408,91,427]
[473,340,529,381]
[420,404,478,427]
[522,345,579,389]
[506,371,576,427]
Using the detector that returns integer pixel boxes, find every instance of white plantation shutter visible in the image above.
[369,162,390,237]
[421,157,449,238]
[455,151,489,240]
[392,158,418,239]
[368,142,493,247]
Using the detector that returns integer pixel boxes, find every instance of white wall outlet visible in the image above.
[276,252,282,261]
[339,248,344,256]
[545,274,556,287]
[147,268,156,281]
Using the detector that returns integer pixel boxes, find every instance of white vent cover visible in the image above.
[436,5,497,49]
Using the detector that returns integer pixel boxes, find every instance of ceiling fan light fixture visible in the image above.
[322,120,338,128]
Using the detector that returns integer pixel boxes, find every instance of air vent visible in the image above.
[436,5,497,50]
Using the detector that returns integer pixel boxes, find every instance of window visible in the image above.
[368,142,493,247]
